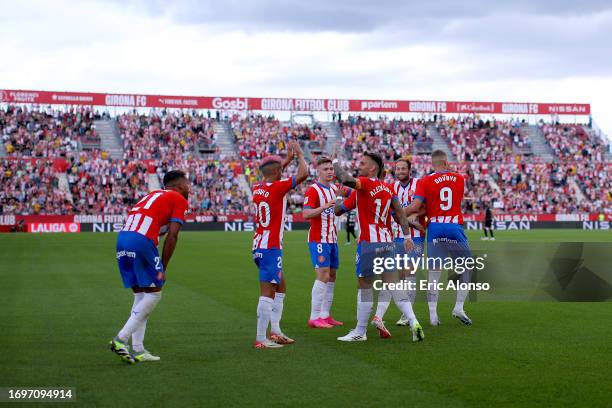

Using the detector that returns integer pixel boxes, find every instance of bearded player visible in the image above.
[252,141,308,348]
[109,170,190,364]
[303,157,346,329]
[405,150,473,326]
[332,152,425,342]
[371,158,426,336]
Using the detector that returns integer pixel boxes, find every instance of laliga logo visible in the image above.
[0,90,8,102]
[212,97,248,110]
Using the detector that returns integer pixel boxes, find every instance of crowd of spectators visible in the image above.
[118,110,218,161]
[437,117,530,162]
[155,158,249,215]
[1,105,99,158]
[339,116,431,161]
[65,151,150,214]
[0,159,72,215]
[1,106,609,216]
[541,123,607,161]
[231,113,327,160]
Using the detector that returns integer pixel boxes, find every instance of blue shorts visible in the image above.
[426,223,471,261]
[355,241,395,278]
[116,231,164,289]
[252,249,283,284]
[308,242,339,269]
[395,237,425,262]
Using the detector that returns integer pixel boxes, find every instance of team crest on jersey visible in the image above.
[318,255,326,263]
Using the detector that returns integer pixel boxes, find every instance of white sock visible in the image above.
[374,289,391,319]
[310,280,326,320]
[405,275,417,304]
[391,289,417,326]
[117,292,162,343]
[427,270,441,318]
[356,288,373,335]
[454,271,471,312]
[320,281,335,319]
[270,292,285,334]
[256,296,273,342]
[130,293,146,352]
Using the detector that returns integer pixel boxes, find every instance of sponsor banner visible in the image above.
[27,222,80,233]
[0,213,604,229]
[0,89,590,115]
[463,213,603,222]
[466,221,610,230]
[75,221,609,232]
[82,221,309,232]
[5,220,610,233]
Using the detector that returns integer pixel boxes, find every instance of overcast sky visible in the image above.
[1,0,611,136]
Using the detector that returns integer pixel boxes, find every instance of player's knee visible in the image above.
[145,291,162,300]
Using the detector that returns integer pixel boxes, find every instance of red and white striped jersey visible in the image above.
[391,178,423,239]
[414,171,465,224]
[355,176,394,243]
[303,182,339,243]
[252,176,296,250]
[122,189,189,246]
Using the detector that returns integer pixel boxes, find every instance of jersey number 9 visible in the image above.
[440,187,452,211]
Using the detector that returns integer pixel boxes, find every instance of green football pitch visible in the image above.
[1,230,611,407]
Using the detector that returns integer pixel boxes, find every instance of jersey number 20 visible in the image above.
[257,202,271,227]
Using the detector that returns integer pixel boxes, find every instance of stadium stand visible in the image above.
[436,117,531,162]
[1,105,99,157]
[231,113,328,160]
[0,103,610,216]
[339,116,432,160]
[0,158,72,215]
[118,110,218,160]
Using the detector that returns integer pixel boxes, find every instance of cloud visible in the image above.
[0,0,611,136]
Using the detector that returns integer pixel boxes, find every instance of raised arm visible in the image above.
[332,159,358,189]
[281,143,295,170]
[290,141,308,185]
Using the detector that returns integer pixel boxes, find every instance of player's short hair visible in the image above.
[163,170,186,187]
[395,157,411,170]
[317,156,332,166]
[363,151,384,178]
[259,155,283,170]
[432,150,447,161]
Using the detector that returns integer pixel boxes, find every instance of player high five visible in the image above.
[303,157,346,329]
[252,141,308,349]
[332,151,425,343]
[372,158,426,336]
[110,170,190,364]
[405,150,473,326]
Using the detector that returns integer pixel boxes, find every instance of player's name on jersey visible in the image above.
[252,188,270,197]
[433,174,459,184]
[369,184,393,197]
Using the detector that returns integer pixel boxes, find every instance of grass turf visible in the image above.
[0,230,611,407]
